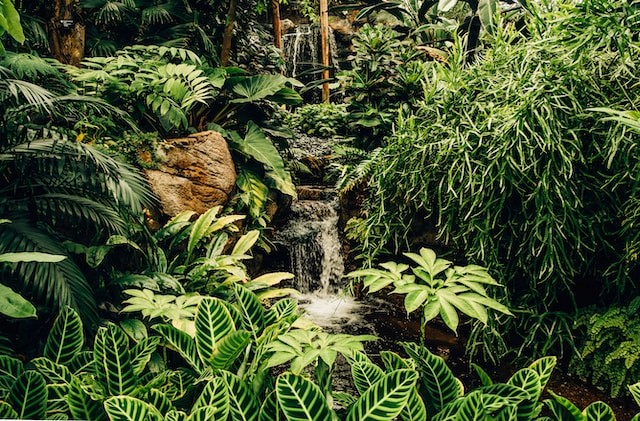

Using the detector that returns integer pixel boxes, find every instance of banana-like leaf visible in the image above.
[194,297,236,365]
[221,370,260,421]
[233,284,265,333]
[8,371,47,420]
[68,376,106,421]
[351,361,385,395]
[210,330,251,370]
[346,369,418,421]
[187,207,220,263]
[153,323,204,374]
[583,402,615,421]
[193,377,229,419]
[402,342,462,414]
[276,372,333,421]
[103,396,163,421]
[94,323,137,396]
[44,305,84,365]
[131,337,161,376]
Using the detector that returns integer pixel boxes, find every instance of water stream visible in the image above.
[274,191,365,329]
[282,23,340,78]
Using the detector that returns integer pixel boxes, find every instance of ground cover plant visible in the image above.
[351,0,640,364]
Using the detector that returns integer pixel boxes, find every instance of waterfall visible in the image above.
[282,23,340,78]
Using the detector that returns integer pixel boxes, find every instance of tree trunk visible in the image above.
[50,0,84,65]
[272,0,282,50]
[221,0,239,66]
[319,0,330,102]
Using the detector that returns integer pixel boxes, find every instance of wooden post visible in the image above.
[272,0,282,50]
[221,0,238,66]
[50,0,85,65]
[319,0,330,103]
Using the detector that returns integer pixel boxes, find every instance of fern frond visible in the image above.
[336,147,384,192]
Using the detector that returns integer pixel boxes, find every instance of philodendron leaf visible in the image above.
[0,283,36,318]
[232,122,297,198]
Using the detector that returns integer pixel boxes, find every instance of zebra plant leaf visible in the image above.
[0,401,18,418]
[259,390,282,421]
[194,297,236,365]
[276,372,334,421]
[528,356,556,392]
[0,355,23,380]
[44,306,84,365]
[402,342,463,414]
[103,396,163,421]
[193,377,229,419]
[351,361,385,395]
[153,323,204,374]
[46,383,70,417]
[188,406,217,421]
[210,330,251,370]
[507,368,542,420]
[31,357,72,384]
[94,323,137,396]
[629,382,640,407]
[471,363,494,386]
[131,337,161,376]
[545,391,584,421]
[233,284,265,333]
[166,409,189,421]
[221,370,260,421]
[68,376,106,421]
[144,389,174,415]
[582,402,615,421]
[346,369,419,421]
[8,371,47,420]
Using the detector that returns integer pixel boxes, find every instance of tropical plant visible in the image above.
[348,247,512,335]
[0,49,155,326]
[287,103,350,138]
[569,297,640,398]
[355,0,640,360]
[0,0,24,52]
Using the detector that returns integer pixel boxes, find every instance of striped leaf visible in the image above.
[103,396,163,421]
[221,371,260,421]
[31,357,72,384]
[44,306,84,366]
[131,337,161,376]
[528,357,556,391]
[265,298,298,326]
[545,391,583,421]
[188,405,217,421]
[166,409,189,421]
[144,389,174,415]
[333,391,357,408]
[471,363,494,386]
[192,377,229,419]
[476,384,529,407]
[234,284,266,334]
[507,368,542,420]
[629,382,640,407]
[68,376,106,421]
[0,355,23,381]
[583,402,615,421]
[351,361,384,395]
[346,369,418,421]
[211,330,251,370]
[153,323,203,373]
[9,371,47,420]
[276,372,333,421]
[259,390,283,421]
[402,342,463,413]
[69,350,95,374]
[195,297,236,365]
[94,323,137,396]
[380,351,413,371]
[0,401,18,418]
[46,383,70,417]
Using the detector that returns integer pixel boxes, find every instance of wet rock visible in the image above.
[146,131,236,217]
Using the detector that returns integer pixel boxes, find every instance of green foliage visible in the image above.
[569,297,640,397]
[287,103,349,138]
[348,247,512,334]
[0,0,24,52]
[357,0,640,360]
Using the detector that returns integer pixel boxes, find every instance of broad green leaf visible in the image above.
[44,306,84,365]
[346,369,418,421]
[438,295,460,334]
[103,396,163,421]
[31,357,72,384]
[9,371,47,420]
[232,230,260,256]
[545,391,583,421]
[145,389,174,415]
[471,363,494,386]
[131,337,161,376]
[0,0,24,43]
[478,0,497,35]
[230,74,301,104]
[0,252,65,262]
[233,284,265,332]
[0,283,36,318]
[0,401,18,418]
[187,207,220,262]
[94,323,137,396]
[276,372,333,421]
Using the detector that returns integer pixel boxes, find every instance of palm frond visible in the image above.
[0,77,55,111]
[0,221,98,326]
[141,4,175,26]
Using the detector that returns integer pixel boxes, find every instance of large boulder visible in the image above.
[146,131,236,217]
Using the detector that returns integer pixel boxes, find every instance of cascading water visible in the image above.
[274,191,363,328]
[282,24,340,78]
